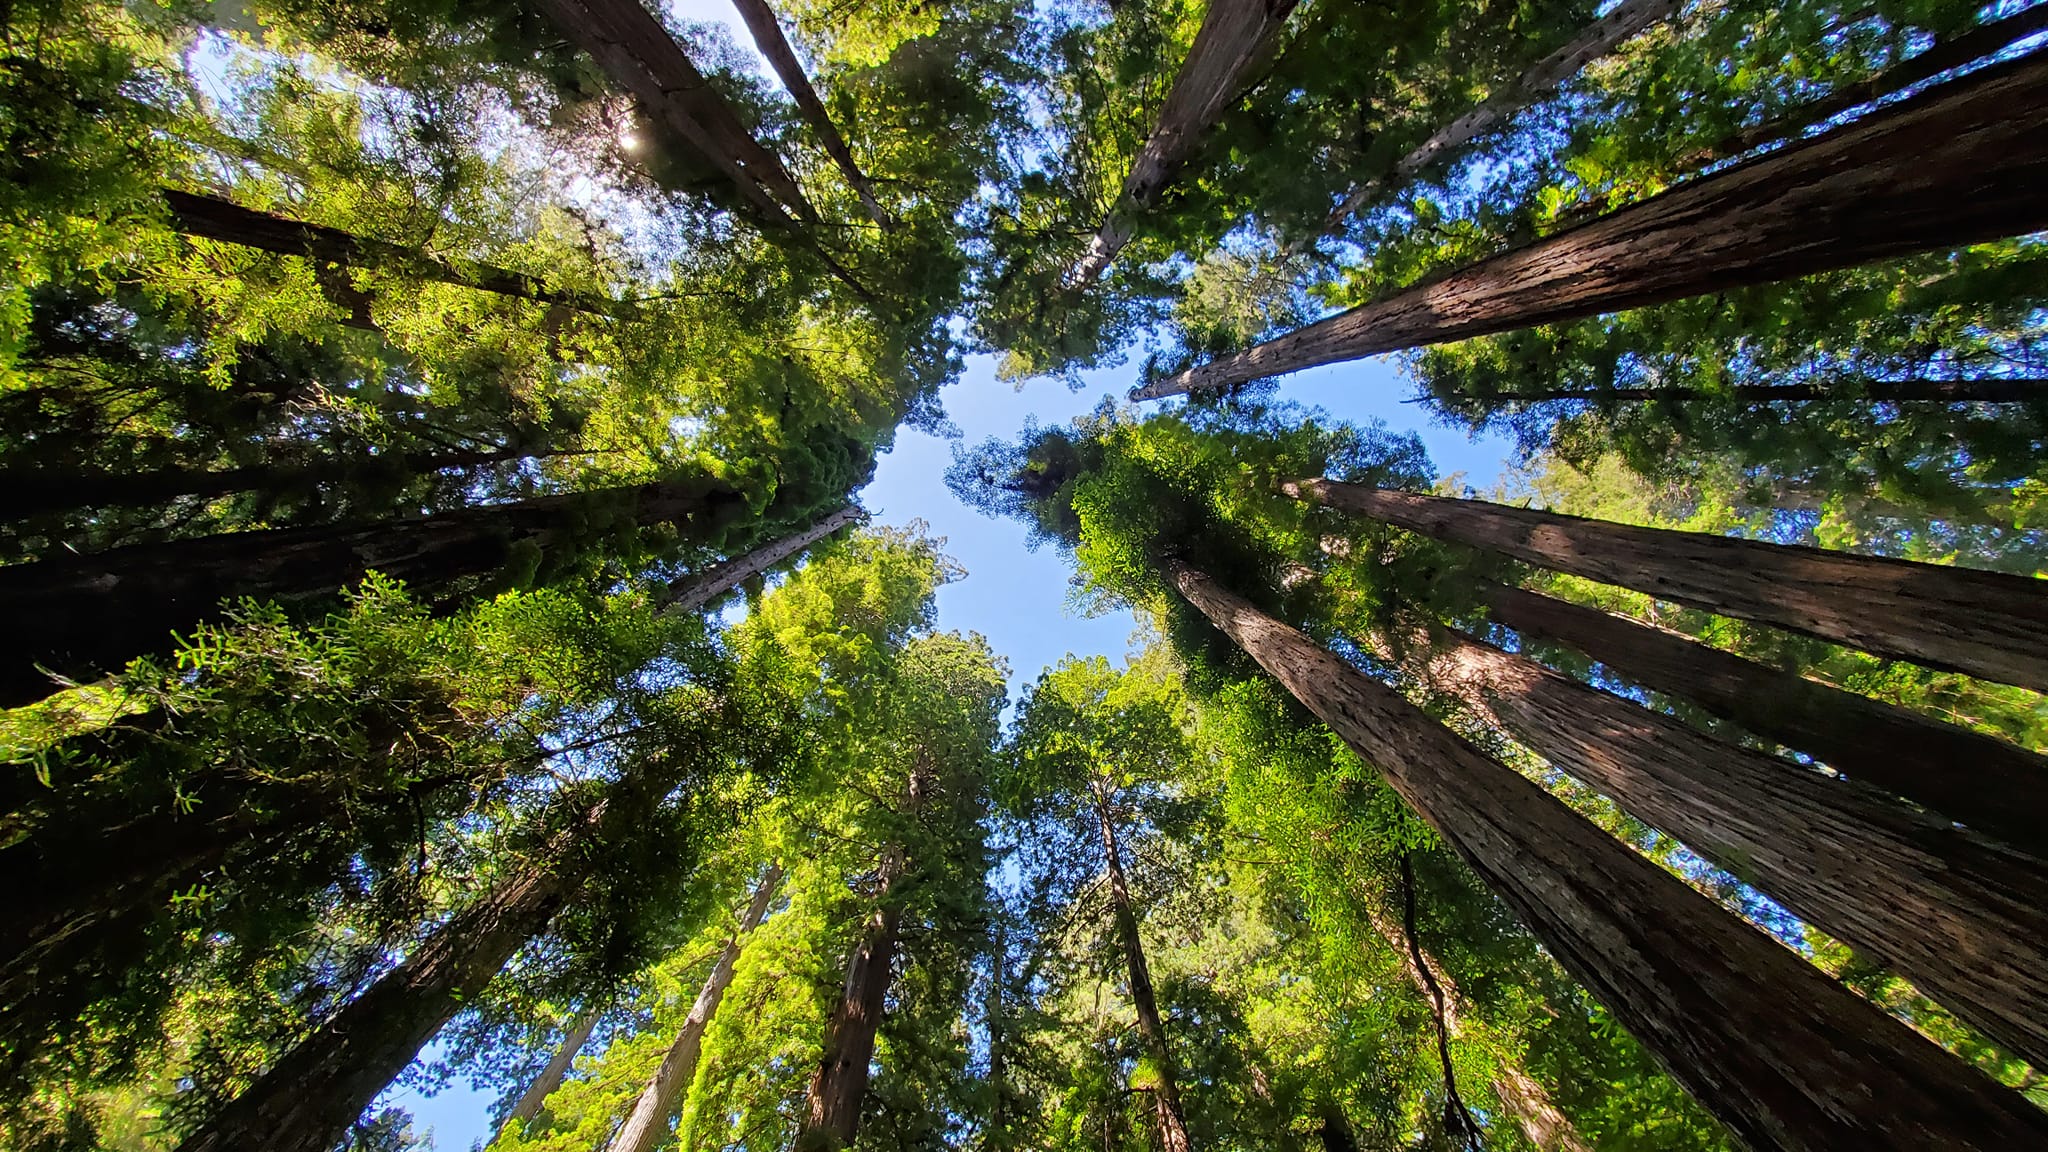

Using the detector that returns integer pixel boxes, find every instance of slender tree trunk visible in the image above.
[1064,0,1298,289]
[500,1009,601,1134]
[162,190,624,317]
[0,475,748,709]
[171,848,581,1152]
[1137,52,2048,399]
[985,919,1010,1151]
[0,445,563,522]
[727,0,888,225]
[1283,477,2048,692]
[1355,898,1587,1152]
[1447,376,2048,406]
[799,769,928,1151]
[1400,618,2048,1069]
[611,864,784,1152]
[1483,583,2048,859]
[1321,0,1683,235]
[660,505,863,614]
[1164,560,2048,1149]
[1094,789,1193,1152]
[532,0,815,224]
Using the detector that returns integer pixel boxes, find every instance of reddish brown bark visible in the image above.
[1449,376,2048,406]
[1138,52,2048,399]
[1166,561,2048,1149]
[1404,619,2048,1069]
[1284,477,2048,692]
[1484,583,2048,859]
[728,0,888,225]
[1094,788,1193,1152]
[1065,0,1298,288]
[0,476,747,708]
[611,864,784,1152]
[659,505,864,614]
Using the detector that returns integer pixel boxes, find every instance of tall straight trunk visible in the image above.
[533,0,815,224]
[1483,583,2048,859]
[1354,901,1588,1152]
[172,851,578,1152]
[660,505,863,614]
[1401,619,2048,1069]
[1321,0,1683,235]
[500,1009,601,1134]
[1093,790,1193,1152]
[1283,477,2048,692]
[162,190,624,317]
[1448,376,2048,406]
[800,768,928,1151]
[1136,52,2048,400]
[727,0,888,225]
[0,445,563,522]
[0,475,747,708]
[1164,560,2048,1149]
[612,864,784,1152]
[1064,0,1298,289]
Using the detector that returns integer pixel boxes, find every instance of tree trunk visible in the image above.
[1355,900,1588,1152]
[1403,618,2048,1069]
[1483,583,2048,859]
[1283,477,2048,692]
[985,919,1010,1151]
[1447,376,2048,406]
[1094,790,1193,1152]
[162,190,625,317]
[531,0,814,224]
[1320,0,1683,235]
[500,1009,601,1134]
[172,850,579,1152]
[611,863,784,1152]
[1064,0,1298,289]
[0,445,561,522]
[0,475,747,708]
[728,0,888,225]
[1136,52,2048,399]
[1164,560,2048,1150]
[1314,1101,1359,1152]
[660,505,863,614]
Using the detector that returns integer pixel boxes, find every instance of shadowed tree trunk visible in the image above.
[0,475,749,709]
[1398,618,2048,1069]
[499,1009,601,1135]
[728,0,888,225]
[660,505,864,614]
[1093,784,1193,1152]
[1164,560,2048,1149]
[1064,0,1299,289]
[1136,52,2048,399]
[1446,376,2048,406]
[1283,477,2048,692]
[611,864,784,1152]
[1483,583,2048,859]
[1320,0,1683,236]
[162,190,626,317]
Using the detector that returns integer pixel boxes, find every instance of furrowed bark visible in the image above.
[1064,0,1298,289]
[1095,789,1193,1152]
[728,0,888,225]
[1405,619,2048,1069]
[172,854,577,1152]
[611,864,784,1152]
[1137,52,2048,399]
[1446,376,2048,406]
[533,0,815,224]
[1165,560,2048,1150]
[1321,0,1683,236]
[1283,477,2048,692]
[1483,583,2048,859]
[162,190,626,317]
[500,1009,601,1133]
[0,476,748,709]
[659,505,863,614]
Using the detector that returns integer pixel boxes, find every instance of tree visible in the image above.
[497,1009,601,1135]
[660,504,865,614]
[728,0,889,225]
[1135,52,2048,399]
